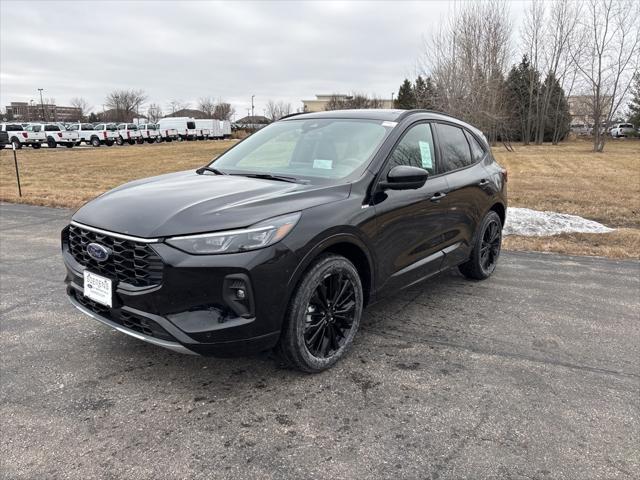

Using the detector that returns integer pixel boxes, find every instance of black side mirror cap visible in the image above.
[379,165,429,191]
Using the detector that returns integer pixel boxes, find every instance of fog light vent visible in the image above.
[223,274,255,318]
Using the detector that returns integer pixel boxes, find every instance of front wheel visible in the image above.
[105,140,114,147]
[459,210,502,280]
[128,139,136,145]
[277,254,363,373]
[91,137,101,147]
[32,143,42,149]
[47,138,57,148]
[65,143,74,148]
[11,138,22,149]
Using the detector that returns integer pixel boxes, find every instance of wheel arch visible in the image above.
[489,202,506,228]
[288,234,375,307]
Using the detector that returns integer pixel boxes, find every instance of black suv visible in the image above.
[62,110,507,372]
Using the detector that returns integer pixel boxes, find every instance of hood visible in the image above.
[72,170,350,237]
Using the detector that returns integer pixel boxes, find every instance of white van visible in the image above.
[221,120,231,138]
[157,117,198,141]
[195,119,216,139]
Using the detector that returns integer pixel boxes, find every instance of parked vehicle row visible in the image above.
[1,118,232,149]
[570,122,638,138]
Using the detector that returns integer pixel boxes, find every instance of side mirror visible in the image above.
[380,165,428,191]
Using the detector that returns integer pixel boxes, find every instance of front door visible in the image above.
[372,122,450,295]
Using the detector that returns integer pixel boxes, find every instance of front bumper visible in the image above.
[62,224,298,356]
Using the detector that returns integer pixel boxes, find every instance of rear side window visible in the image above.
[5,124,23,131]
[465,131,486,162]
[386,123,436,174]
[81,124,94,130]
[26,125,41,132]
[127,124,137,130]
[68,124,79,130]
[187,121,196,129]
[44,125,60,131]
[106,124,118,131]
[435,124,472,173]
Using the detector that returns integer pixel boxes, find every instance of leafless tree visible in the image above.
[167,99,190,115]
[265,100,292,121]
[324,93,384,111]
[147,103,163,122]
[198,97,216,117]
[419,0,513,143]
[521,0,545,144]
[105,89,147,122]
[213,101,234,120]
[70,97,91,121]
[571,0,639,151]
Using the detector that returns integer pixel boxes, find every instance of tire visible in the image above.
[90,137,101,147]
[459,210,502,280]
[105,140,114,147]
[32,143,41,149]
[47,137,57,148]
[65,143,74,148]
[116,136,124,146]
[10,138,22,149]
[277,254,363,373]
[128,139,136,145]
[136,138,144,144]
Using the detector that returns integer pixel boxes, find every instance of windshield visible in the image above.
[212,119,390,181]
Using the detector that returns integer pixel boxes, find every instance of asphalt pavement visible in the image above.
[1,202,639,479]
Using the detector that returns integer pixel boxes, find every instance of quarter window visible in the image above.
[436,124,473,173]
[386,123,436,174]
[465,131,486,162]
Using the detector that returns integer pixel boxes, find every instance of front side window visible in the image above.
[127,124,137,130]
[44,125,60,132]
[81,124,94,130]
[212,119,390,182]
[68,124,79,130]
[95,124,104,130]
[385,123,436,175]
[26,125,41,132]
[436,124,473,173]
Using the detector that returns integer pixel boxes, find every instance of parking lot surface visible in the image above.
[1,202,639,479]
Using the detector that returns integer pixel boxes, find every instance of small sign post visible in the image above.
[12,142,22,197]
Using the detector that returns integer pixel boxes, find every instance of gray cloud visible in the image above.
[1,0,524,118]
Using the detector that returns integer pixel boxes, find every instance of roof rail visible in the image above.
[396,109,454,121]
[279,112,306,121]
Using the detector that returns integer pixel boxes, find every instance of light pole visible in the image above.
[29,99,34,121]
[38,88,46,121]
[391,92,395,108]
[251,95,255,118]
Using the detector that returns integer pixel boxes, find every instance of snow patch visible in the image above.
[504,207,614,237]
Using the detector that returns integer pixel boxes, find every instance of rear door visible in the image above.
[372,122,450,294]
[433,123,494,268]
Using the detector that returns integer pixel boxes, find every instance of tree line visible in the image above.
[397,0,638,152]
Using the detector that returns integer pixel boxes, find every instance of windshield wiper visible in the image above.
[229,173,304,184]
[196,166,226,175]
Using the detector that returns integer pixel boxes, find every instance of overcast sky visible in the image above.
[1,0,527,119]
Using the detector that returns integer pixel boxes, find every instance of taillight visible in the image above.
[501,168,508,183]
[21,132,28,138]
[103,132,107,139]
[127,131,130,139]
[57,132,62,138]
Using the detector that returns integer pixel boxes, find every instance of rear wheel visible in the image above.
[105,140,114,147]
[459,210,502,280]
[116,136,124,146]
[91,137,101,147]
[277,254,363,373]
[32,143,41,149]
[65,143,74,148]
[47,137,57,148]
[10,138,22,149]
[128,139,136,145]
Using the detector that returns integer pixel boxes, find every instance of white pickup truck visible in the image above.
[68,123,117,147]
[1,123,46,149]
[159,126,179,142]
[116,123,142,145]
[29,123,79,148]
[609,123,635,138]
[89,123,119,146]
[137,123,161,143]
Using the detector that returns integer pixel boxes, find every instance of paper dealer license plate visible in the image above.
[83,270,113,307]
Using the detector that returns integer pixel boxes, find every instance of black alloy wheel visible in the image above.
[278,254,363,372]
[459,210,502,280]
[304,271,357,359]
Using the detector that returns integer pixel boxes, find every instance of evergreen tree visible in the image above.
[414,76,437,109]
[541,72,571,144]
[627,72,640,127]
[396,79,416,109]
[88,112,98,123]
[504,56,541,142]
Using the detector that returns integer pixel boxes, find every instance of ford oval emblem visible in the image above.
[86,243,111,262]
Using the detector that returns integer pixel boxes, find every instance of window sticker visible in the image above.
[418,141,433,169]
[313,159,333,170]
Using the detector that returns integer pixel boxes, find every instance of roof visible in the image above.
[235,115,271,124]
[167,109,209,119]
[284,109,457,123]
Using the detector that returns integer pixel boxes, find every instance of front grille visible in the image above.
[73,292,175,342]
[68,224,163,288]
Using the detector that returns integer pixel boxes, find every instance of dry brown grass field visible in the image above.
[1,138,638,258]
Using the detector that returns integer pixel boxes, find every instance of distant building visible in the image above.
[567,95,613,127]
[166,109,209,119]
[5,101,81,122]
[302,94,394,113]
[234,115,271,131]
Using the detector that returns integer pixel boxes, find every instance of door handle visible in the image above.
[478,179,490,186]
[430,192,447,202]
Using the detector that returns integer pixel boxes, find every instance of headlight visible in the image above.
[165,212,301,254]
